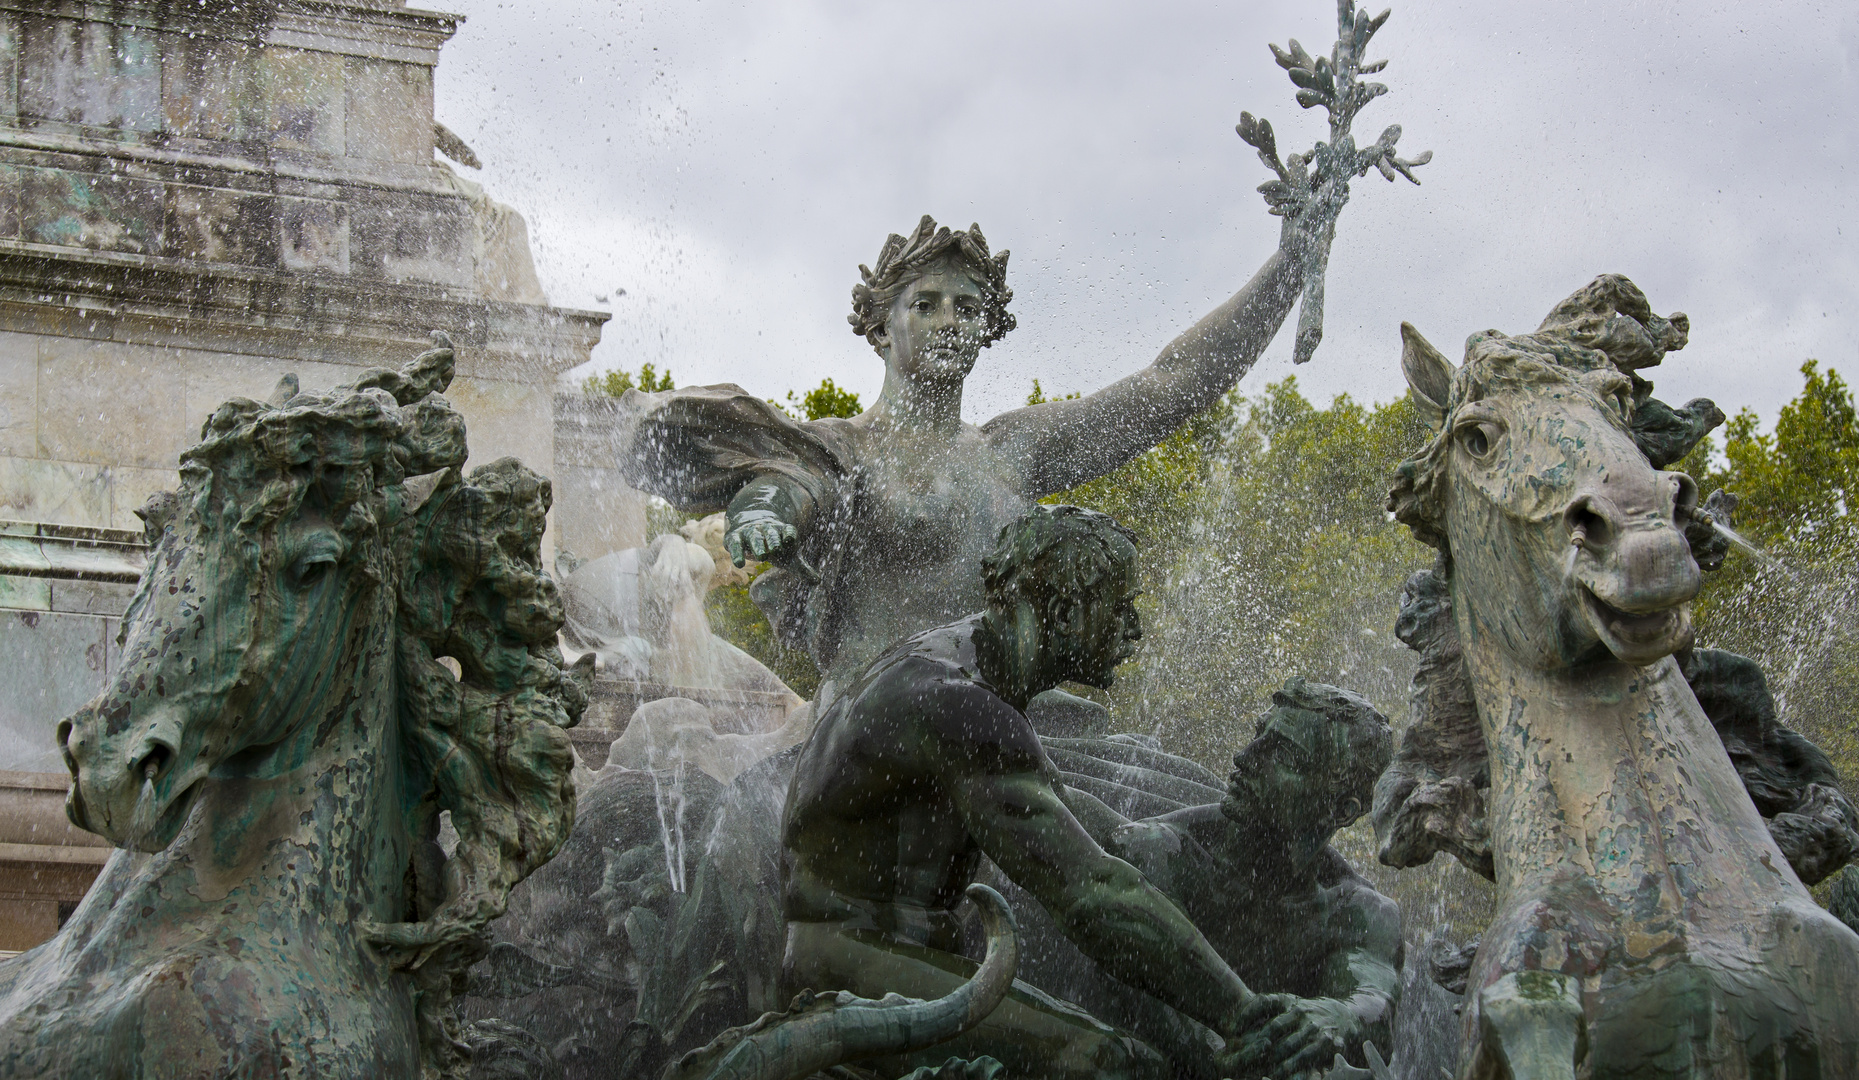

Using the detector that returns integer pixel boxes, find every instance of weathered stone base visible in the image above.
[0,771,110,952]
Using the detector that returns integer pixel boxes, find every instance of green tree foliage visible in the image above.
[778,378,864,420]
[1025,379,1080,406]
[704,580,822,700]
[584,362,674,397]
[1680,361,1859,796]
[1043,379,1493,932]
[1045,379,1433,767]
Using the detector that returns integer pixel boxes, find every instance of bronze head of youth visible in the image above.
[1222,678,1393,840]
[978,504,1141,708]
[850,215,1016,389]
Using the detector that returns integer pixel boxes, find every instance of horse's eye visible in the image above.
[1456,419,1502,459]
[291,553,337,589]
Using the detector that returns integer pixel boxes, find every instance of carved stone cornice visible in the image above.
[0,242,607,381]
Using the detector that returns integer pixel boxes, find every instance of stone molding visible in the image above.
[0,244,606,382]
[0,125,457,199]
[0,518,144,582]
[0,0,570,301]
[0,770,109,951]
[0,0,459,68]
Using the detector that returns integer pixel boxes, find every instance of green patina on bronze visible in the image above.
[775,504,1384,1080]
[0,338,583,1079]
[1098,679,1403,1075]
[1380,276,1859,1078]
[661,883,1018,1080]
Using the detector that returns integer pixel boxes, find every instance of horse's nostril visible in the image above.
[135,743,173,783]
[1670,473,1700,524]
[56,719,77,775]
[1566,498,1614,552]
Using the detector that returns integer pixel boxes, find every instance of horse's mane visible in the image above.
[1373,277,1857,887]
[149,339,583,1078]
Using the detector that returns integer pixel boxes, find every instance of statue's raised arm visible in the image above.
[987,0,1430,497]
[621,3,1429,685]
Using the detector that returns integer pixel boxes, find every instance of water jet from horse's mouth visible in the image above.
[126,773,203,853]
[1708,519,1792,578]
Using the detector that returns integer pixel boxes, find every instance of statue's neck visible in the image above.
[1212,810,1330,884]
[973,610,1047,713]
[869,370,965,438]
[1455,609,1788,908]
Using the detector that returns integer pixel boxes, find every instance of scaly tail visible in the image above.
[661,883,1020,1080]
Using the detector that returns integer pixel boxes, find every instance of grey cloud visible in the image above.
[436,0,1856,424]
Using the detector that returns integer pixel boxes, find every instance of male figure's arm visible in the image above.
[1310,861,1403,1058]
[1242,856,1401,1072]
[922,686,1263,1045]
[982,230,1306,497]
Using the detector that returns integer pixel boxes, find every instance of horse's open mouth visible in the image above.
[126,774,205,853]
[1579,587,1691,665]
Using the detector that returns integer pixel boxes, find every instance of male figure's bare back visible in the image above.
[777,504,1344,1079]
[781,620,1172,1080]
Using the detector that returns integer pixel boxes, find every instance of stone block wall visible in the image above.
[0,0,615,945]
[0,0,610,537]
[0,312,584,535]
[0,0,486,282]
[0,520,142,772]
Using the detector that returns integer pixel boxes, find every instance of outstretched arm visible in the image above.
[983,3,1429,498]
[926,696,1257,1037]
[1301,867,1403,1066]
[983,238,1304,498]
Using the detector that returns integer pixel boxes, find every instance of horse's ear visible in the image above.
[267,373,300,406]
[1401,322,1453,429]
[134,490,180,547]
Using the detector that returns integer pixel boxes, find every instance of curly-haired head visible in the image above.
[849,214,1016,350]
[1242,677,1394,821]
[982,504,1137,610]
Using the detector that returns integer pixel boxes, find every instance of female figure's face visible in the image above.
[876,257,989,387]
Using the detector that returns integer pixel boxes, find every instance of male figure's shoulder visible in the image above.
[850,617,983,691]
[849,617,1043,765]
[1314,847,1402,955]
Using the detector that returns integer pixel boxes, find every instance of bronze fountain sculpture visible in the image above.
[618,1,1429,701]
[0,341,584,1078]
[5,2,1857,1077]
[1379,275,1859,1077]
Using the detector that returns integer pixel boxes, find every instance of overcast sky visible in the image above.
[433,0,1857,426]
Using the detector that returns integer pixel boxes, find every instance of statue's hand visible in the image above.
[725,481,800,567]
[725,515,796,566]
[1277,203,1320,261]
[1222,994,1357,1079]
